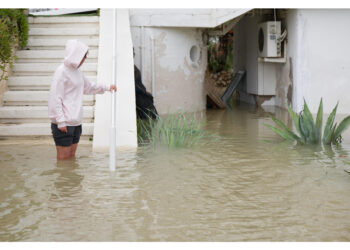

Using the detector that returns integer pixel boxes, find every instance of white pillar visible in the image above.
[93,9,137,150]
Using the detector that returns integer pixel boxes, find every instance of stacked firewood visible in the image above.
[209,69,234,87]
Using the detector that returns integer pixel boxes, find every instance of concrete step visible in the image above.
[0,122,94,136]
[7,76,97,90]
[27,16,99,30]
[12,63,97,76]
[0,106,94,123]
[29,23,99,29]
[26,37,99,49]
[16,49,98,63]
[0,15,100,137]
[3,91,95,106]
[28,16,99,24]
[29,27,99,36]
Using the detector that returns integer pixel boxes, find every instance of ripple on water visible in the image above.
[1,106,350,241]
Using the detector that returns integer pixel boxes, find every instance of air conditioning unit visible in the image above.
[258,21,281,57]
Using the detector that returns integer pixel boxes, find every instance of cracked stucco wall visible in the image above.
[131,26,207,115]
[275,9,307,113]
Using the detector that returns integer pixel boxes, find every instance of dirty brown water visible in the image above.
[1,104,350,241]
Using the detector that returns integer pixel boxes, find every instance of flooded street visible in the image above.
[1,104,350,241]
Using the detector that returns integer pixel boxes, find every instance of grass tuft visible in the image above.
[137,111,208,149]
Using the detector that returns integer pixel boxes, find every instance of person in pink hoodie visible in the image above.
[48,39,116,160]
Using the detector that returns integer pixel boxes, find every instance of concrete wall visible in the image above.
[277,9,350,115]
[93,9,137,150]
[131,26,207,115]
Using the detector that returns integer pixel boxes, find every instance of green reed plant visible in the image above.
[137,111,207,148]
[266,98,350,145]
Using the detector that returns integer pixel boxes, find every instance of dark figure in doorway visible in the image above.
[134,65,158,119]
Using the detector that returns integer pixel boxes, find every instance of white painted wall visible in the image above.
[277,9,350,115]
[131,26,207,115]
[93,9,137,150]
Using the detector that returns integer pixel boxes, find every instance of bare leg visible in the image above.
[70,143,78,158]
[56,146,73,160]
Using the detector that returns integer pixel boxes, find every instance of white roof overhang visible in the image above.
[129,9,253,28]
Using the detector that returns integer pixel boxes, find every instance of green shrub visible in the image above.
[137,111,207,149]
[266,98,350,145]
[0,9,29,80]
[207,34,234,73]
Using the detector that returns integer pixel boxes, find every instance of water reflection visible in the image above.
[42,159,83,199]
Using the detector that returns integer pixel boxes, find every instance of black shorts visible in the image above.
[51,123,82,147]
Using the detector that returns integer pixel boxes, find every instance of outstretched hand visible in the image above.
[110,85,117,92]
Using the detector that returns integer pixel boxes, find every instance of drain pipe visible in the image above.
[109,8,117,172]
[151,35,155,97]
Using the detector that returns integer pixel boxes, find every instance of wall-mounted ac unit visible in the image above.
[258,21,281,57]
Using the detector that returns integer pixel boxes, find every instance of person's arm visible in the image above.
[53,72,67,130]
[83,75,111,94]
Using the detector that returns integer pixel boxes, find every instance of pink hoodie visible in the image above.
[48,40,109,128]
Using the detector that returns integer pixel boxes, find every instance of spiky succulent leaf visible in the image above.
[332,116,350,144]
[323,103,338,144]
[303,99,317,143]
[303,100,314,124]
[325,122,337,145]
[315,98,323,143]
[287,105,301,135]
[330,123,338,145]
[269,115,301,141]
[299,113,309,143]
[264,124,296,141]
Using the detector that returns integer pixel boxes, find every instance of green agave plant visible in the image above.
[266,98,350,145]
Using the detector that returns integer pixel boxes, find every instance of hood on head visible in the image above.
[64,39,88,69]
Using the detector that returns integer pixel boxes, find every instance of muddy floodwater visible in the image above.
[1,104,350,241]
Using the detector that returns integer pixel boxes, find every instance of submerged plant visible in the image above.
[266,98,350,145]
[137,111,207,149]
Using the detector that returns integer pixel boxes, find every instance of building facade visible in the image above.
[129,9,350,115]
